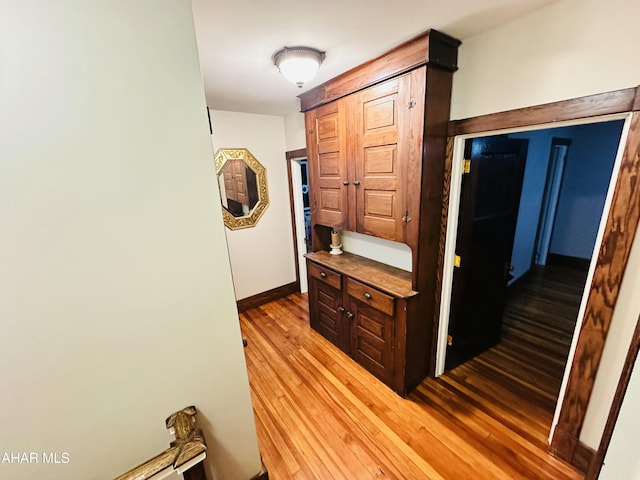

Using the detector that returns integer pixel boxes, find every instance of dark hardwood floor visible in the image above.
[499,262,589,403]
[238,263,587,479]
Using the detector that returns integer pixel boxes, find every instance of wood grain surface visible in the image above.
[114,406,207,480]
[450,87,638,136]
[298,30,459,112]
[551,111,640,460]
[240,282,584,480]
[305,251,416,298]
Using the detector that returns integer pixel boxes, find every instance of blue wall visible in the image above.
[550,121,624,259]
[508,128,558,281]
[507,119,623,283]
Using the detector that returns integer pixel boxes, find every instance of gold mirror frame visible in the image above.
[214,148,269,230]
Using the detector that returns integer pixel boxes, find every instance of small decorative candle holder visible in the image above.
[330,229,343,255]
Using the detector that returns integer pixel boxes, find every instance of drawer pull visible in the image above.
[320,272,326,278]
[364,292,372,299]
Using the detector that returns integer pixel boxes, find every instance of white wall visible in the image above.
[600,356,640,480]
[284,110,307,152]
[0,2,262,479]
[211,110,297,300]
[451,0,640,120]
[449,0,640,450]
[342,231,413,272]
[508,128,558,281]
[550,121,624,259]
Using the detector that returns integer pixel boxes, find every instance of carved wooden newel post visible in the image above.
[114,405,207,480]
[166,406,207,480]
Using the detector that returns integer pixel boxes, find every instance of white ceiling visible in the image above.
[191,0,559,117]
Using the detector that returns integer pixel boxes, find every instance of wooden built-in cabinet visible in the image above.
[301,29,461,395]
[305,70,425,243]
[221,159,248,205]
[306,251,419,395]
[307,259,346,349]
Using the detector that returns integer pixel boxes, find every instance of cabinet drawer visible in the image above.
[346,278,395,317]
[307,261,341,289]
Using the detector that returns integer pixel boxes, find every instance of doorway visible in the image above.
[438,118,627,433]
[440,87,640,470]
[445,136,529,370]
[287,149,312,293]
[534,138,570,267]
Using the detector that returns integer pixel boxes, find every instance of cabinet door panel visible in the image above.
[220,159,248,205]
[306,102,348,230]
[231,160,248,205]
[353,77,409,241]
[309,278,346,352]
[363,145,397,174]
[349,299,394,386]
[363,96,396,130]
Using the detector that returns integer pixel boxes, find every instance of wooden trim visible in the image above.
[115,406,207,480]
[572,440,596,474]
[286,148,307,160]
[550,111,640,460]
[446,86,640,469]
[586,313,640,480]
[432,136,455,372]
[546,253,591,270]
[298,29,460,112]
[183,463,206,480]
[285,148,307,293]
[551,137,572,147]
[249,461,269,480]
[449,87,639,136]
[236,282,299,313]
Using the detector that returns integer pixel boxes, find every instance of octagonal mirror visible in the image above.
[214,148,269,230]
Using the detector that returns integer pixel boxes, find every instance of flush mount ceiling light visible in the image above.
[272,46,325,88]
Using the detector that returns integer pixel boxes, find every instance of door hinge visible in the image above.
[454,255,461,268]
[407,100,416,109]
[447,335,453,346]
[402,210,411,223]
[463,159,471,174]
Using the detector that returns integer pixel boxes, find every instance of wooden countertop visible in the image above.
[305,251,418,299]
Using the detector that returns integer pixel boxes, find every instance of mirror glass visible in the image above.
[214,148,269,230]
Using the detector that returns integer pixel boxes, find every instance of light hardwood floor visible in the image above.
[239,266,586,480]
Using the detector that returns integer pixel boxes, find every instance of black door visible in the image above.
[446,136,528,370]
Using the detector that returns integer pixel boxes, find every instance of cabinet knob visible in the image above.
[338,306,345,313]
[364,292,372,299]
[353,180,361,186]
[346,311,354,319]
[320,271,326,278]
[343,181,349,186]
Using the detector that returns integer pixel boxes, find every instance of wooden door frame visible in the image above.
[534,137,571,267]
[586,313,640,479]
[286,147,308,293]
[444,86,640,470]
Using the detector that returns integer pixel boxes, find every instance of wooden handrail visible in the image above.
[114,406,207,480]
